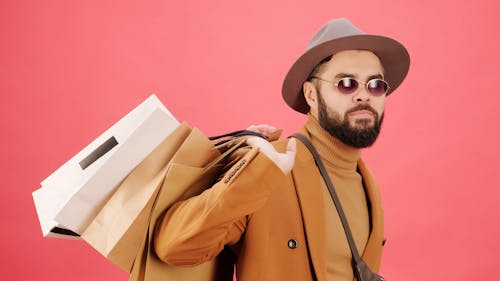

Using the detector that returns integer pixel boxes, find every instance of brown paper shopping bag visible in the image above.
[129,128,281,281]
[81,122,195,271]
[128,127,243,281]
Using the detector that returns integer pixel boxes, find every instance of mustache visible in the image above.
[346,104,378,116]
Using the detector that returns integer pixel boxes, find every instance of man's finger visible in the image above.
[246,124,279,136]
[278,138,296,174]
[286,138,297,153]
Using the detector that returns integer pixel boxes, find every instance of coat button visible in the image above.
[288,239,298,249]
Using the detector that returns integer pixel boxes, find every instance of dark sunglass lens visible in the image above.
[367,79,388,95]
[337,78,358,94]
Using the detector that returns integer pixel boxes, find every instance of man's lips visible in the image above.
[348,110,375,118]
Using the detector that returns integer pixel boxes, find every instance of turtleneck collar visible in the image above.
[304,113,361,171]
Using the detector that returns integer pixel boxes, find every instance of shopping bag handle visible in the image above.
[208,130,268,141]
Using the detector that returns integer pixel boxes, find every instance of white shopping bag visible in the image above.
[33,94,179,238]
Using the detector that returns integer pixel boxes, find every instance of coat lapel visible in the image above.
[357,160,384,272]
[291,139,327,281]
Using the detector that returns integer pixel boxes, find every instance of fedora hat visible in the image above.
[282,18,410,114]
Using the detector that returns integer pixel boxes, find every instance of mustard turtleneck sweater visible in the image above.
[304,115,370,281]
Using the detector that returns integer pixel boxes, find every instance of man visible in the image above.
[154,18,410,281]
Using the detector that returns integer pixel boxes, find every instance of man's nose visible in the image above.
[352,85,371,102]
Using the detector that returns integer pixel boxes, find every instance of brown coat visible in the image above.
[154,129,384,281]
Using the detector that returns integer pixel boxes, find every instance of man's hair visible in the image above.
[306,55,333,82]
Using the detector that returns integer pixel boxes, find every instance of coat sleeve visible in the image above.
[154,147,286,266]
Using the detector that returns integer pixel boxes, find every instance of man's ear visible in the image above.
[303,81,318,116]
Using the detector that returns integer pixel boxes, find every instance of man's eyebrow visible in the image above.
[334,73,384,80]
[368,74,384,80]
[334,72,355,79]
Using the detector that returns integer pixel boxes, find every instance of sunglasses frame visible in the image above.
[310,76,390,96]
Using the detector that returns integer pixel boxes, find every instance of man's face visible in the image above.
[304,50,386,148]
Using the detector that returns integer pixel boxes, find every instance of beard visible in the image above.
[317,91,384,148]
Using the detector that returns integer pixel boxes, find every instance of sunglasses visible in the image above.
[311,76,390,96]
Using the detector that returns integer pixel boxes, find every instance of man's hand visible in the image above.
[246,125,296,174]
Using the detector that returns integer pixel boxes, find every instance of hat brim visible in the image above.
[282,34,410,114]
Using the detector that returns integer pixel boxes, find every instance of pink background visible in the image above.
[1,0,499,280]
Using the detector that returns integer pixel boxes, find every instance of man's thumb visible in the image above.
[286,137,297,153]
